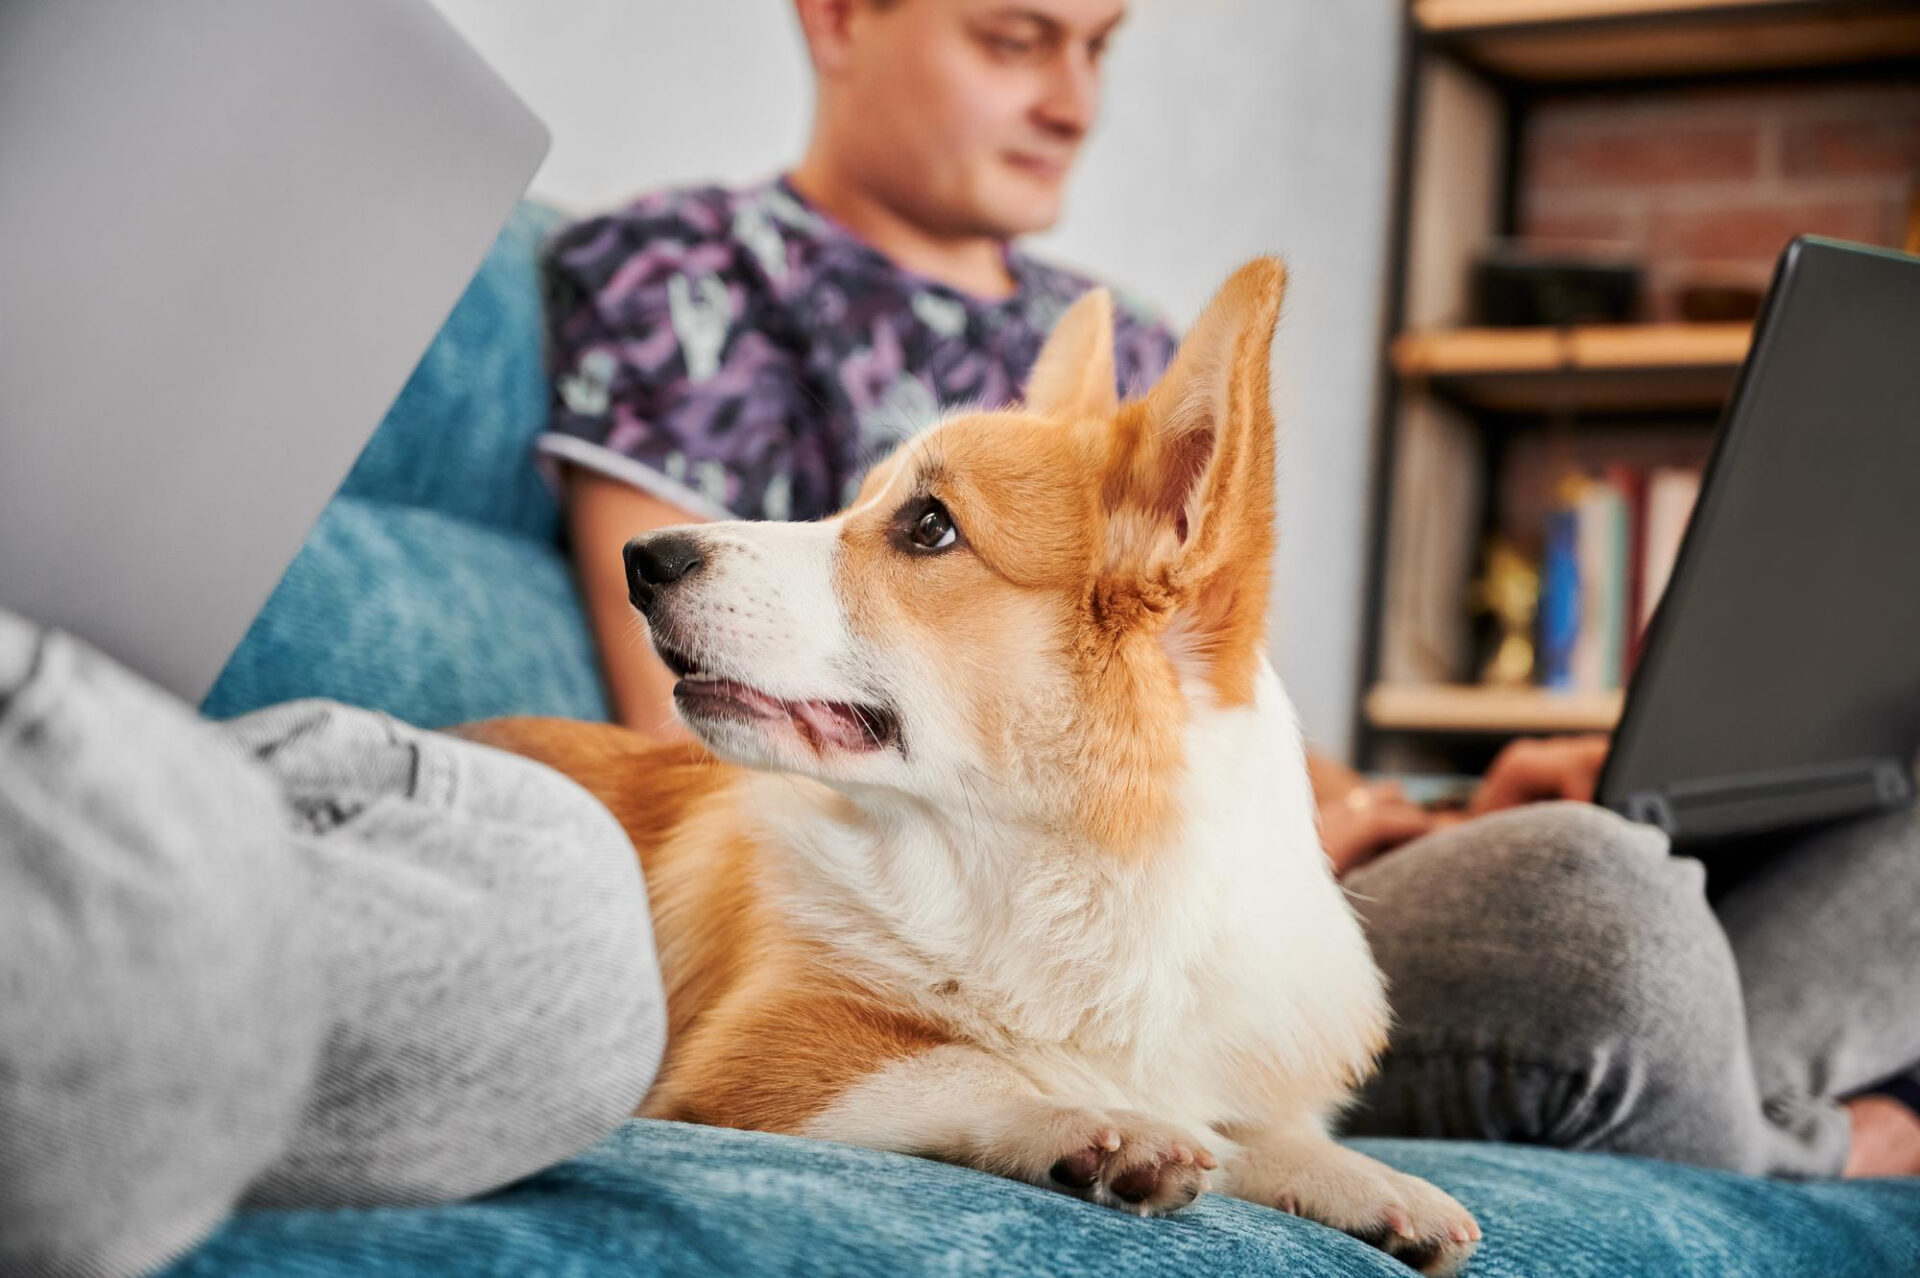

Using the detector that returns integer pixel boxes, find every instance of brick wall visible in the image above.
[1518,80,1920,320]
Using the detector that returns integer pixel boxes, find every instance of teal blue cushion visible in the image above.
[201,496,605,728]
[202,202,610,727]
[162,1119,1920,1276]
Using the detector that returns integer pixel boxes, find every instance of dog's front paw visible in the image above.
[1231,1138,1479,1275]
[1279,1163,1478,1276]
[996,1105,1216,1215]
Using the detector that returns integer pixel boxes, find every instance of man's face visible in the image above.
[831,0,1126,240]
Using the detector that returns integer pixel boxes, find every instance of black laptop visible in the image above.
[1596,236,1920,846]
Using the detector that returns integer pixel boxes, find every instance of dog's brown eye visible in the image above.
[908,501,957,551]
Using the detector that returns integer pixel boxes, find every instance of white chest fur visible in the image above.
[749,661,1388,1131]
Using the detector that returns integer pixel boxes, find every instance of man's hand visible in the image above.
[1317,780,1438,877]
[1469,735,1611,816]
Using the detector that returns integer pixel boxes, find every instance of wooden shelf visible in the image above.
[1367,684,1625,733]
[1413,0,1920,83]
[1392,322,1751,412]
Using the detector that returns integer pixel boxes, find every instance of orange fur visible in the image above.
[454,718,946,1130]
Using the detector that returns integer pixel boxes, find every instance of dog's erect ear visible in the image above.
[1105,257,1286,704]
[1137,257,1285,566]
[1024,288,1119,420]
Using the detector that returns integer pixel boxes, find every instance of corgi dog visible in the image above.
[466,260,1479,1275]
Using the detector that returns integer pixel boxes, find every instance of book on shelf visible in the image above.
[1612,463,1650,671]
[1640,467,1702,634]
[1539,464,1701,695]
[1571,477,1628,692]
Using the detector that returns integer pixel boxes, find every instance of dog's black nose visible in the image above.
[624,534,704,612]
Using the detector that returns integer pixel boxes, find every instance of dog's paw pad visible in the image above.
[1030,1109,1213,1216]
[1267,1164,1479,1277]
[1108,1162,1163,1203]
[1344,1192,1479,1276]
[1103,1142,1209,1213]
[1048,1124,1120,1189]
[1384,1224,1479,1277]
[1048,1149,1102,1189]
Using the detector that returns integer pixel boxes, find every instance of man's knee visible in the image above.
[224,704,668,1206]
[1352,801,1706,993]
[1,622,324,1275]
[1346,803,1757,1163]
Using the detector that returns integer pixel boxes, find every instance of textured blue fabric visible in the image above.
[200,495,605,729]
[160,1119,1920,1277]
[201,202,611,727]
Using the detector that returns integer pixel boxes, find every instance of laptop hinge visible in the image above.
[1620,757,1915,843]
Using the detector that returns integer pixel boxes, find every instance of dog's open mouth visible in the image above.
[655,641,898,754]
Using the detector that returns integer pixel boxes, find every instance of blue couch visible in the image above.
[178,204,1920,1276]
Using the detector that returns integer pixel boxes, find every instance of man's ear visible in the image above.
[1024,288,1119,420]
[1105,257,1286,704]
[794,0,859,75]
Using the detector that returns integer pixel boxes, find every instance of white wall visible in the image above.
[427,0,1402,762]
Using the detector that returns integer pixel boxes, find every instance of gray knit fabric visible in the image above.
[1343,800,1920,1177]
[0,619,321,1278]
[225,699,667,1208]
[0,612,668,1275]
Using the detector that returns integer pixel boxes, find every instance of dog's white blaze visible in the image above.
[678,518,850,692]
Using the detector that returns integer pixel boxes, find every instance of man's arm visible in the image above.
[566,466,705,741]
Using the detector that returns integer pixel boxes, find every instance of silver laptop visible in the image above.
[0,0,548,702]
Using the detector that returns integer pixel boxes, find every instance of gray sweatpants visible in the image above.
[0,614,668,1278]
[1342,800,1920,1177]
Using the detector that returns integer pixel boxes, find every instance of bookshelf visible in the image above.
[1353,0,1920,772]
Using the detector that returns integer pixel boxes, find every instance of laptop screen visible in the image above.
[1598,238,1920,842]
[0,0,547,701]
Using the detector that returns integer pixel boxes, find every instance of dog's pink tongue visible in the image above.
[789,699,875,753]
[717,681,783,717]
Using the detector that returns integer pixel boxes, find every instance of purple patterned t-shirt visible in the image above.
[538,176,1179,522]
